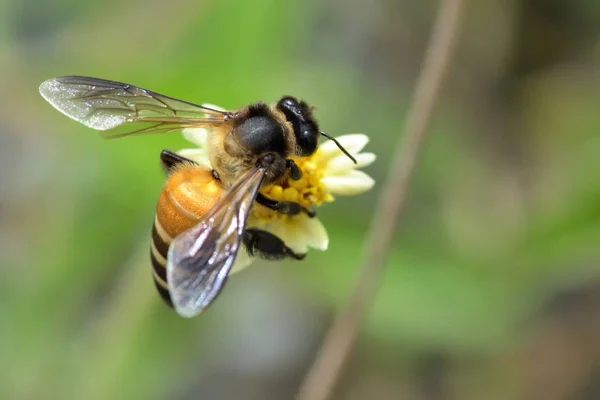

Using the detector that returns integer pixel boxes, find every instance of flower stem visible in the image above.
[296,0,466,399]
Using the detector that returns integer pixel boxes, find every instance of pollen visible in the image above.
[251,150,335,225]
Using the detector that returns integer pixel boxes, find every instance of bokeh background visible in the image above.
[2,0,600,399]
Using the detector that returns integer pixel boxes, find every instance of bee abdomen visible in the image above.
[151,166,224,310]
[151,216,173,307]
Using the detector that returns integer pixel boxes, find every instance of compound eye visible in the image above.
[296,126,318,156]
[277,96,299,112]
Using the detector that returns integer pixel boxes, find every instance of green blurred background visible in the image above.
[2,0,600,399]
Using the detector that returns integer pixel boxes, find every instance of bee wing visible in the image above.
[166,167,266,318]
[39,76,231,137]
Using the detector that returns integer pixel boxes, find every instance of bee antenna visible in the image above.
[320,131,357,164]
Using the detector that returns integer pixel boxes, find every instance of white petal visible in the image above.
[326,152,377,175]
[177,149,212,168]
[182,127,209,148]
[298,216,329,250]
[267,223,308,254]
[322,170,375,195]
[230,249,254,275]
[319,134,370,160]
[181,104,226,147]
[180,104,226,147]
[258,215,329,254]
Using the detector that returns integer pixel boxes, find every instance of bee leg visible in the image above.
[160,150,196,173]
[243,228,306,260]
[286,159,302,180]
[256,193,317,218]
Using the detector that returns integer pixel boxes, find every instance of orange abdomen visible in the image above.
[150,165,224,307]
[156,166,223,237]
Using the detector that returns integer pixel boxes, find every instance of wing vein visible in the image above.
[166,168,267,318]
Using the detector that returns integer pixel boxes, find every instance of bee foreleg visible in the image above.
[243,228,306,260]
[256,193,316,217]
[285,159,302,180]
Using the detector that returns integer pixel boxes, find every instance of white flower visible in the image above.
[229,245,253,274]
[179,104,376,270]
[248,133,375,254]
[318,134,376,195]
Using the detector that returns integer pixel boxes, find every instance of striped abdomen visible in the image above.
[151,165,224,308]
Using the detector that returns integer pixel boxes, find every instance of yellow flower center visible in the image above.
[250,150,335,225]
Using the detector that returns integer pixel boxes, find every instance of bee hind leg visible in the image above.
[160,150,196,174]
[256,193,316,218]
[243,228,306,260]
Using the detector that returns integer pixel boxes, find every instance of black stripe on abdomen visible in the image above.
[153,277,173,307]
[150,246,168,283]
[151,219,173,308]
[152,222,170,259]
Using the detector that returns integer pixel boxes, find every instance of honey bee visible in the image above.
[39,76,356,317]
[150,150,309,312]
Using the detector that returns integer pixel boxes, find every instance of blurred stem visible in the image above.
[296,0,465,399]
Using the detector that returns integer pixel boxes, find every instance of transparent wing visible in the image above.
[39,76,231,137]
[166,167,266,318]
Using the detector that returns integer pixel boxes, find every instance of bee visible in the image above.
[150,150,309,312]
[39,76,356,317]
